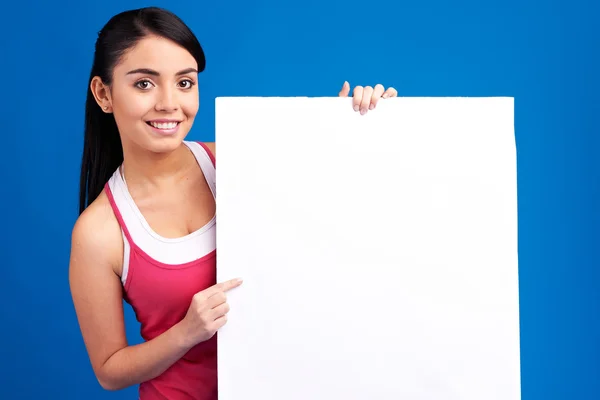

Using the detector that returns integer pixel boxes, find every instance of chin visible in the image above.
[142,122,190,154]
[145,137,184,154]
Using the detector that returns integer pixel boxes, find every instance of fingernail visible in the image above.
[369,104,375,110]
[360,108,366,115]
[382,94,389,99]
[353,105,359,112]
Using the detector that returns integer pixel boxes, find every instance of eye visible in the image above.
[135,80,154,90]
[178,79,195,89]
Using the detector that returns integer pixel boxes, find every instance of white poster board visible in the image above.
[215,97,520,400]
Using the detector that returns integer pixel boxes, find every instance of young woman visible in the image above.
[69,6,398,400]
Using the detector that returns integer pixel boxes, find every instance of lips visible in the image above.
[146,121,180,130]
[145,120,182,136]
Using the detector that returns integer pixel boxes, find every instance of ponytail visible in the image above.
[78,82,123,215]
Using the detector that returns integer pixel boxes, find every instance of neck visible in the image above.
[120,140,194,188]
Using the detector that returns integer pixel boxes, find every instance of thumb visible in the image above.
[338,81,350,97]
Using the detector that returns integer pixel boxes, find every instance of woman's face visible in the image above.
[94,35,200,154]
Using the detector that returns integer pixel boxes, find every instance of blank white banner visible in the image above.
[215,97,520,400]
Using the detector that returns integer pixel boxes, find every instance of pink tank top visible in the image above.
[105,141,218,400]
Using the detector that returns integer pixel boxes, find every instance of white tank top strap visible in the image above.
[107,141,217,284]
[184,141,216,196]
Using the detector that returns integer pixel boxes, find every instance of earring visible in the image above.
[103,105,108,110]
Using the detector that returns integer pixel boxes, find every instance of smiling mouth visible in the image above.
[146,121,181,130]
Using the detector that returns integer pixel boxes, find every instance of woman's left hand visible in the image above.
[338,81,398,115]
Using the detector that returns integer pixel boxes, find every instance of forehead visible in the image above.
[116,35,197,73]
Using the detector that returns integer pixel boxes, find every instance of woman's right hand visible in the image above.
[178,278,243,347]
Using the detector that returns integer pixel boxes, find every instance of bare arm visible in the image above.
[68,193,193,390]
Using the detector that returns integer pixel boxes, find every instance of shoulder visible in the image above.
[201,142,215,158]
[70,190,123,275]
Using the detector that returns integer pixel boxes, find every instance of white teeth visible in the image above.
[150,121,178,129]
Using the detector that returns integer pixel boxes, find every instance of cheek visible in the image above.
[182,94,199,119]
[113,93,153,123]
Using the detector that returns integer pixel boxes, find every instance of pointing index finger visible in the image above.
[205,278,243,297]
[220,278,243,292]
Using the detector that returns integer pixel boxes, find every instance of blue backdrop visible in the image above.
[1,0,598,399]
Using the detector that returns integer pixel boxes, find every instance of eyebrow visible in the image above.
[126,68,198,76]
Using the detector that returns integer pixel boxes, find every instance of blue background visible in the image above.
[1,0,598,398]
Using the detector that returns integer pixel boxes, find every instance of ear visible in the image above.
[90,76,113,113]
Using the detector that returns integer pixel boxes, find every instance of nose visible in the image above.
[155,87,179,112]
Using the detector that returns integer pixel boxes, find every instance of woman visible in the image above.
[69,6,398,400]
